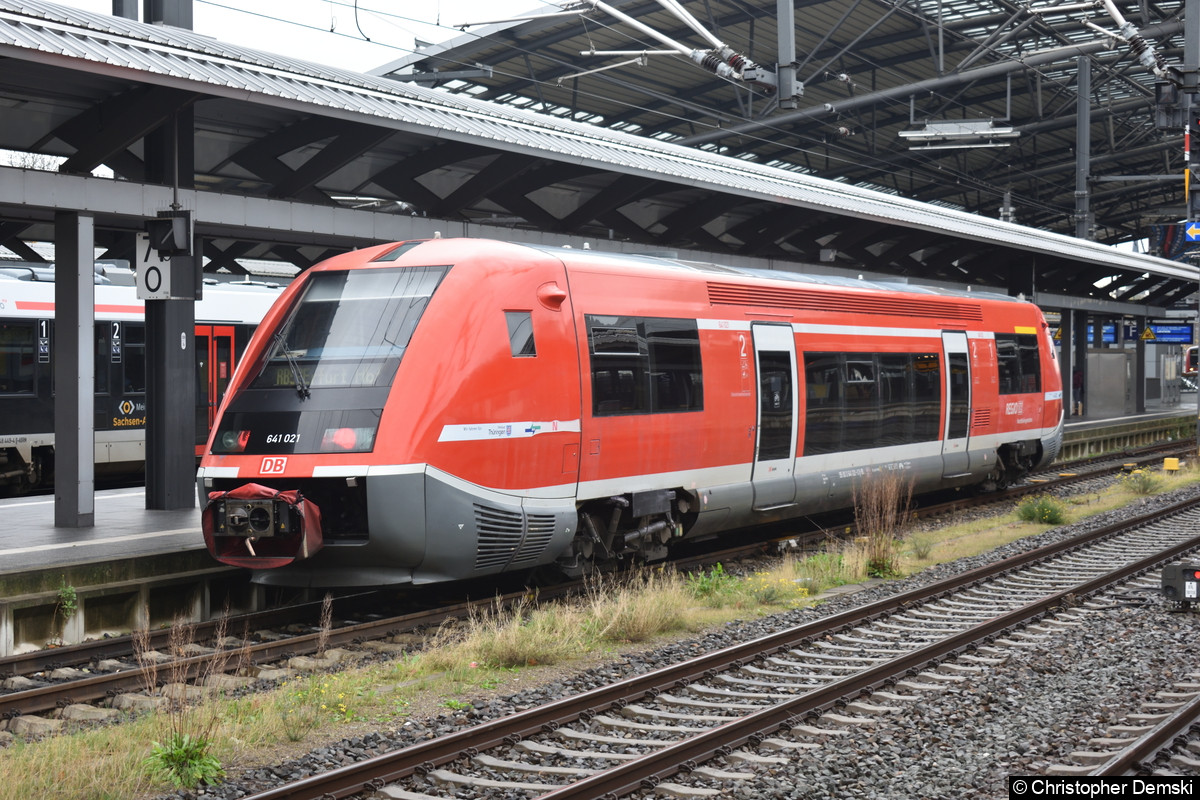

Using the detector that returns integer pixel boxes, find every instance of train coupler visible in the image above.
[202,483,323,569]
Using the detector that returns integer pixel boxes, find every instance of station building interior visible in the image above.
[0,0,1198,522]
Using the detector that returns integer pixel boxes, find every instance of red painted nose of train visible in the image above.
[199,238,582,575]
[199,241,453,568]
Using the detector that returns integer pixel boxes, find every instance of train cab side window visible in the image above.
[123,324,147,394]
[996,333,1041,394]
[0,322,36,395]
[505,311,536,357]
[587,315,702,416]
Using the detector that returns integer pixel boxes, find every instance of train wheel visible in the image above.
[0,449,41,496]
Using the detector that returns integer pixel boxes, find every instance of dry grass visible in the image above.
[423,596,586,670]
[582,571,694,642]
[852,471,914,578]
[896,462,1200,574]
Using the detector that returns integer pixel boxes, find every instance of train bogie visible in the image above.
[199,238,1064,587]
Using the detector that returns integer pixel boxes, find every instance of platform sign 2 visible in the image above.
[111,321,122,364]
[135,232,172,300]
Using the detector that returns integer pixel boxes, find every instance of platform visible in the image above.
[0,489,265,655]
[1064,393,1197,433]
[1060,394,1197,460]
[0,489,205,578]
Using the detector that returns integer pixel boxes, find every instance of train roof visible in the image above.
[0,260,133,284]
[520,242,1021,304]
[0,267,283,324]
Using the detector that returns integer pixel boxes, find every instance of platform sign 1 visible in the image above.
[1187,223,1200,242]
[37,319,49,363]
[135,232,172,300]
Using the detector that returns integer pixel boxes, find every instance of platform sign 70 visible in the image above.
[135,232,172,300]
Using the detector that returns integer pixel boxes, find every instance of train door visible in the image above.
[751,323,798,510]
[941,331,971,477]
[194,325,236,449]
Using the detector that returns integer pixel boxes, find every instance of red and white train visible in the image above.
[198,238,1064,587]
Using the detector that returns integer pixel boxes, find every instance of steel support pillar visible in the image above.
[144,298,196,508]
[53,212,95,527]
[1075,55,1091,240]
[1059,309,1075,416]
[1135,315,1147,413]
[142,0,197,508]
[1074,310,1088,416]
[776,0,797,108]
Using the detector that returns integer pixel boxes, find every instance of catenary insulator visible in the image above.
[692,50,734,79]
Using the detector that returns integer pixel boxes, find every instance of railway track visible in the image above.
[0,442,1193,732]
[228,494,1200,800]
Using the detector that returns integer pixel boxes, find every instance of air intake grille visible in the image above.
[474,506,557,570]
[1042,429,1062,463]
[971,409,992,430]
[707,282,983,322]
[511,514,556,566]
[474,505,523,570]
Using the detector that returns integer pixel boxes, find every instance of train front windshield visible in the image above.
[211,265,448,456]
[251,266,449,392]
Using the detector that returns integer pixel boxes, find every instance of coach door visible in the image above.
[195,325,236,449]
[751,323,798,510]
[941,331,971,477]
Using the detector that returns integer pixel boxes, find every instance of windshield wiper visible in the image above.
[274,332,310,399]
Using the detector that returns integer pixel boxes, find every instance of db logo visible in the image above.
[260,457,287,475]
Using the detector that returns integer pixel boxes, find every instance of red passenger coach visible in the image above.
[198,239,1064,587]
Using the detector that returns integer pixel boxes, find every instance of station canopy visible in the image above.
[380,1,1187,244]
[0,0,1196,309]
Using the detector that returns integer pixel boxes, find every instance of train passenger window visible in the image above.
[877,354,912,446]
[803,351,942,456]
[0,322,35,395]
[995,333,1041,394]
[505,311,536,357]
[93,323,110,395]
[996,336,1018,394]
[646,320,702,412]
[843,358,879,448]
[123,324,146,394]
[911,354,942,442]
[802,353,841,455]
[587,315,702,416]
[1018,335,1041,393]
